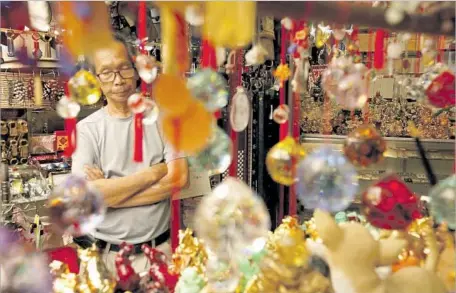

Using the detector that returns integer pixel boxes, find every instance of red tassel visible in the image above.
[201,39,217,69]
[64,118,77,157]
[374,29,385,69]
[133,113,143,162]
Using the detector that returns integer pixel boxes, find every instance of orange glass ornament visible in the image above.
[153,74,193,117]
[163,101,214,154]
[392,254,420,272]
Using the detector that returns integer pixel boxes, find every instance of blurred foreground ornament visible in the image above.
[205,255,240,292]
[78,245,116,293]
[135,54,159,84]
[115,243,140,291]
[343,124,386,167]
[315,25,331,48]
[153,74,193,117]
[296,146,358,212]
[420,63,455,108]
[266,136,306,186]
[362,175,422,230]
[141,245,178,293]
[127,93,159,125]
[274,63,291,88]
[56,96,81,119]
[245,45,268,66]
[50,261,79,293]
[175,267,206,293]
[162,101,213,154]
[170,228,208,275]
[194,177,271,258]
[189,126,232,176]
[68,69,102,106]
[229,86,251,132]
[48,175,106,236]
[429,175,456,229]
[272,104,290,124]
[187,68,229,112]
[185,4,204,26]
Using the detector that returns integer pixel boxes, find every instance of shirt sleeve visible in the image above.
[71,123,99,177]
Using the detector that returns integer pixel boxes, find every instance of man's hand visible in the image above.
[84,165,104,181]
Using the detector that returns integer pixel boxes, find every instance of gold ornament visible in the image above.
[266,136,306,186]
[50,261,79,293]
[274,64,291,88]
[315,26,331,49]
[77,245,116,293]
[169,228,208,275]
[68,69,102,106]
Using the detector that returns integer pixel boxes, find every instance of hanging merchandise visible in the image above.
[48,175,106,236]
[266,136,306,186]
[272,104,290,124]
[343,124,387,167]
[203,2,256,48]
[153,76,194,117]
[362,175,422,230]
[296,146,359,212]
[194,177,271,259]
[127,93,159,125]
[185,4,204,26]
[429,175,456,229]
[229,86,251,132]
[417,63,455,108]
[56,96,81,155]
[67,69,102,106]
[245,45,268,66]
[188,126,233,176]
[315,24,331,49]
[135,54,159,84]
[187,68,229,112]
[273,63,291,88]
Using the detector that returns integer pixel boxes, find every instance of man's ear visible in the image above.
[377,238,406,266]
[314,209,343,249]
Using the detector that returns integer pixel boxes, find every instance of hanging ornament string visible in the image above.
[228,49,243,177]
[415,33,421,76]
[363,29,373,124]
[170,118,181,251]
[437,36,445,63]
[133,1,147,163]
[63,81,77,157]
[374,29,385,70]
[201,39,221,119]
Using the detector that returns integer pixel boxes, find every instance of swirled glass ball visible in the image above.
[295,146,358,212]
[48,175,106,236]
[194,177,271,258]
[189,126,233,176]
[68,69,102,106]
[343,124,387,167]
[429,175,456,229]
[187,68,229,112]
[56,96,81,119]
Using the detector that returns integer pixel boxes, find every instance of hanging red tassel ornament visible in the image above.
[64,118,77,157]
[57,82,80,158]
[201,39,221,119]
[374,29,385,69]
[133,112,144,162]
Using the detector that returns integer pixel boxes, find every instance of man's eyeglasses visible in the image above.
[97,68,135,83]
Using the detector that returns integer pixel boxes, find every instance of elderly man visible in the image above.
[71,35,188,273]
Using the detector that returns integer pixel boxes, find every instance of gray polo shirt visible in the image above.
[71,107,184,244]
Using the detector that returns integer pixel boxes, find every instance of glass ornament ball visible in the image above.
[153,74,193,117]
[187,68,229,112]
[162,101,214,154]
[343,124,387,167]
[272,104,290,124]
[230,87,251,132]
[387,42,403,59]
[429,175,456,229]
[336,73,368,110]
[48,175,106,236]
[56,96,81,119]
[135,54,159,84]
[68,69,102,106]
[142,99,160,125]
[419,63,455,108]
[194,177,271,257]
[385,7,405,25]
[188,126,232,176]
[295,146,358,213]
[362,175,422,230]
[321,67,344,98]
[266,136,306,186]
[127,93,147,114]
[205,256,240,293]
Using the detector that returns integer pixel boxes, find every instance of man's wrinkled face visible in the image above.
[92,42,138,104]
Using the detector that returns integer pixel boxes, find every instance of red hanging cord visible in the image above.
[62,81,77,157]
[201,39,221,119]
[170,118,181,251]
[374,29,385,69]
[133,1,147,163]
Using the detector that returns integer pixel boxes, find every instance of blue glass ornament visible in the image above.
[429,175,456,229]
[295,146,358,212]
[188,126,232,176]
[187,68,229,112]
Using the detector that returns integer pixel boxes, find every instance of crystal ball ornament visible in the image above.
[48,175,106,236]
[295,146,358,212]
[188,126,233,176]
[68,69,102,106]
[142,99,159,125]
[266,136,306,186]
[429,175,456,229]
[194,177,271,258]
[56,96,81,118]
[362,175,422,230]
[343,124,387,167]
[337,73,368,110]
[135,54,159,84]
[127,93,147,114]
[187,68,229,112]
[272,104,290,124]
[230,86,251,132]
